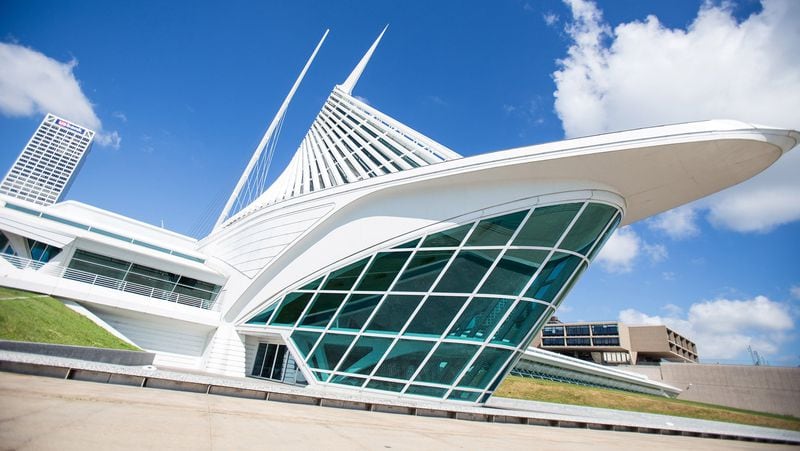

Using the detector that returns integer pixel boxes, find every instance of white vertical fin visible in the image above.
[339,25,388,95]
[214,29,330,230]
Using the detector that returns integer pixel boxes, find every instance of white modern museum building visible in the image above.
[0,30,797,404]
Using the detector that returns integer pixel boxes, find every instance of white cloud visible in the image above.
[791,285,800,300]
[543,12,559,27]
[595,226,640,273]
[0,41,120,148]
[648,206,700,239]
[553,0,800,233]
[594,226,667,273]
[112,111,127,123]
[619,295,794,360]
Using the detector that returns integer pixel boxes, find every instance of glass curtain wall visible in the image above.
[245,201,621,403]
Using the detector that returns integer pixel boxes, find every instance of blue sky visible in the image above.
[1,0,798,366]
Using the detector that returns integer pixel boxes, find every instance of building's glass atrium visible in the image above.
[245,201,621,402]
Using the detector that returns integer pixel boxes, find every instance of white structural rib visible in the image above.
[218,29,461,226]
[243,88,461,211]
[214,29,329,231]
[339,25,388,95]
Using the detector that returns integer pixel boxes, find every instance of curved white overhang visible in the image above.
[207,119,796,244]
[208,120,797,321]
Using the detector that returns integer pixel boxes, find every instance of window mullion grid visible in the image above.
[477,306,555,401]
[441,208,535,400]
[584,208,622,261]
[514,201,590,306]
[319,254,378,379]
[472,202,592,400]
[394,220,482,396]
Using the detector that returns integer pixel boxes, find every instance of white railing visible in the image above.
[0,254,216,311]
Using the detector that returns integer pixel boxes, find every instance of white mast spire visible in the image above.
[214,29,329,230]
[339,25,388,95]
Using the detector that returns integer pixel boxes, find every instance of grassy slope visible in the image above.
[495,375,800,431]
[0,286,139,351]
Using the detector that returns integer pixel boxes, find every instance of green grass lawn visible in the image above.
[495,375,800,431]
[0,286,139,351]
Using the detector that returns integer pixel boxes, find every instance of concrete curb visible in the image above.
[0,340,155,366]
[0,356,797,445]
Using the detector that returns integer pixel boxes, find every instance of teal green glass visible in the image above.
[446,297,512,341]
[246,302,277,325]
[465,210,527,246]
[393,250,453,292]
[330,375,366,387]
[524,252,582,302]
[433,249,500,293]
[406,385,448,398]
[270,292,315,326]
[404,296,466,337]
[560,203,618,255]
[290,330,321,358]
[491,301,547,346]
[457,347,513,389]
[322,258,369,291]
[421,223,472,248]
[355,252,410,291]
[307,333,354,371]
[336,336,393,375]
[366,295,423,333]
[415,342,478,385]
[366,380,405,392]
[478,249,548,296]
[512,203,581,247]
[448,390,481,402]
[330,293,382,331]
[374,339,435,379]
[299,293,347,328]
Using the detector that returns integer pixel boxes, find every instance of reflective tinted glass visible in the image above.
[393,251,453,292]
[512,203,581,247]
[465,211,527,246]
[478,249,548,296]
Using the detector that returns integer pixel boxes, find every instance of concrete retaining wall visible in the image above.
[621,363,800,418]
[0,340,155,366]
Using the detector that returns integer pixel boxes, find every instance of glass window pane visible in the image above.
[330,375,366,387]
[464,211,527,246]
[393,238,419,249]
[330,293,382,331]
[251,344,267,376]
[416,343,478,385]
[478,249,548,296]
[375,339,435,379]
[524,252,582,303]
[366,295,424,333]
[313,371,330,382]
[457,347,513,389]
[446,297,513,341]
[512,204,581,247]
[354,252,410,291]
[587,213,621,261]
[366,380,405,392]
[270,292,315,326]
[290,330,321,359]
[393,251,453,292]
[560,203,618,255]
[491,301,548,346]
[404,296,466,337]
[552,262,586,307]
[299,293,347,328]
[433,250,499,293]
[299,277,323,290]
[406,385,447,398]
[246,302,278,325]
[322,258,369,291]
[307,333,354,371]
[336,336,393,375]
[421,223,472,248]
[448,390,481,402]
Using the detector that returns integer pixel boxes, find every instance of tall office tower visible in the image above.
[0,113,95,206]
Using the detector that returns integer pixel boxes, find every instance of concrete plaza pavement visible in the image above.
[0,372,794,451]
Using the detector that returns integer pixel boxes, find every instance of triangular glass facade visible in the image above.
[245,201,621,403]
